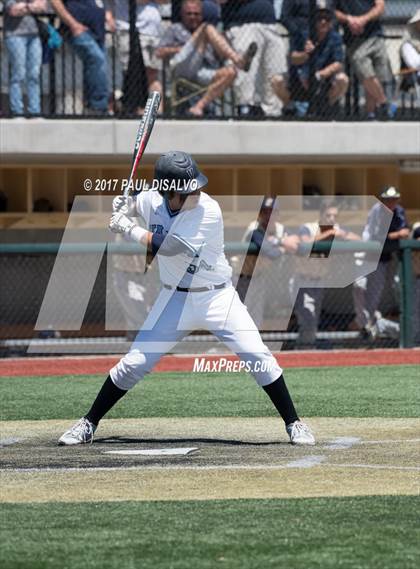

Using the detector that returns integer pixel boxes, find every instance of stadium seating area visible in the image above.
[0,0,419,119]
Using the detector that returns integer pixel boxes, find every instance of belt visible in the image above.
[163,283,226,293]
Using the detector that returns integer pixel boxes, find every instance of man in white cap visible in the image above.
[353,187,410,340]
[401,9,420,75]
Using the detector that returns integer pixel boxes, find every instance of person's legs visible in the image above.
[365,261,388,317]
[141,35,163,108]
[227,23,261,107]
[352,276,370,328]
[203,24,255,70]
[170,31,206,80]
[116,29,130,73]
[260,24,285,116]
[363,76,387,112]
[329,72,349,104]
[240,274,265,330]
[188,66,236,116]
[26,35,42,115]
[350,37,387,112]
[294,287,323,346]
[5,35,27,115]
[271,74,291,106]
[414,277,420,344]
[71,31,109,111]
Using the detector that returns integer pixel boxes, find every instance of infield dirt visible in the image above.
[1,417,419,503]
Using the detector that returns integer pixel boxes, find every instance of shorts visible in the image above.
[117,31,162,71]
[347,36,391,83]
[170,37,217,85]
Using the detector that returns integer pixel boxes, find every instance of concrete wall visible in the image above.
[1,119,419,165]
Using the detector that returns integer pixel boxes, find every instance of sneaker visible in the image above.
[241,41,258,72]
[58,417,96,446]
[286,420,315,446]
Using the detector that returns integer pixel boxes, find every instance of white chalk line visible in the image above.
[358,439,420,445]
[2,462,419,474]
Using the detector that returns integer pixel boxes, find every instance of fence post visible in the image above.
[400,243,414,348]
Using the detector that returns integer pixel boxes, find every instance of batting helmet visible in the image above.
[154,151,208,193]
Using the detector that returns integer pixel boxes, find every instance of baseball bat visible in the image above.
[125,90,161,198]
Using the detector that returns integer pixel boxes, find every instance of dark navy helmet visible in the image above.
[154,151,208,194]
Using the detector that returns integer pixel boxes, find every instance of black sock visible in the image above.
[85,375,127,426]
[262,375,299,425]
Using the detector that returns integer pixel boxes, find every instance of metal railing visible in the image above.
[1,239,419,351]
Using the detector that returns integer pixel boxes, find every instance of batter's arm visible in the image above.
[109,213,198,257]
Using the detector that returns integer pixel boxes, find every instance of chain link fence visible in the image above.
[1,240,419,356]
[1,1,419,119]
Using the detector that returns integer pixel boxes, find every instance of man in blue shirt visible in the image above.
[334,0,394,119]
[353,187,410,339]
[287,5,349,116]
[280,0,310,45]
[51,0,109,114]
[221,0,288,117]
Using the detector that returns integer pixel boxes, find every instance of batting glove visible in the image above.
[109,212,136,235]
[109,212,148,243]
[112,195,136,215]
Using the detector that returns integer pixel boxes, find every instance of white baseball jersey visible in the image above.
[135,189,232,288]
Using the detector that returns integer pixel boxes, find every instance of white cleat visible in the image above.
[286,420,315,446]
[58,417,96,446]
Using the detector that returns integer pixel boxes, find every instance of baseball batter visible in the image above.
[59,151,315,446]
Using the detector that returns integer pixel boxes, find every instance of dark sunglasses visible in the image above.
[317,13,332,21]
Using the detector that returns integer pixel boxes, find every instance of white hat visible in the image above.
[380,186,401,199]
[408,9,420,25]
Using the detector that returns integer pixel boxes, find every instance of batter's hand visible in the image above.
[112,195,136,215]
[109,212,135,235]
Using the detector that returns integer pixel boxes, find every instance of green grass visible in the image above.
[0,365,419,420]
[1,496,418,569]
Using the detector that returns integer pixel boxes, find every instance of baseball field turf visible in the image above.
[1,363,419,568]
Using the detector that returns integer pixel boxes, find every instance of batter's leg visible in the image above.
[58,290,191,445]
[208,287,315,444]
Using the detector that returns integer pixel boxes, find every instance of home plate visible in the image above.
[103,448,199,456]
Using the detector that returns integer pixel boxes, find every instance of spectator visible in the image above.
[51,0,109,115]
[4,0,48,117]
[284,4,348,117]
[280,0,310,45]
[400,9,420,75]
[157,0,257,117]
[278,0,310,113]
[413,222,420,344]
[106,1,163,110]
[221,0,287,117]
[235,197,300,328]
[291,199,360,348]
[353,186,410,339]
[171,0,220,23]
[335,0,394,119]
